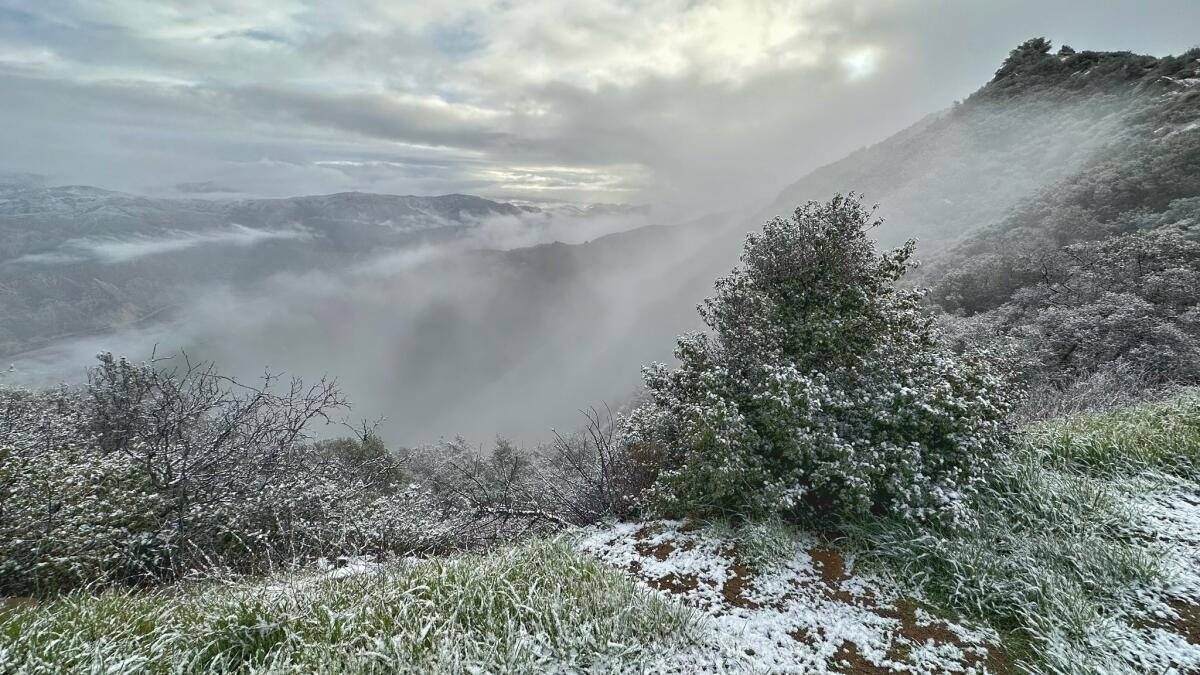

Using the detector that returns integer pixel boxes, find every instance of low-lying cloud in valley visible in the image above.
[8,207,719,447]
[13,224,312,264]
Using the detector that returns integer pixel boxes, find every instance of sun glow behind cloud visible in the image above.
[0,0,895,206]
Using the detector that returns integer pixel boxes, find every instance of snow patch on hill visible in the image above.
[576,520,1006,674]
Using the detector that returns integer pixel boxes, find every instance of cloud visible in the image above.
[841,47,881,81]
[173,180,243,194]
[13,225,311,264]
[1,0,1199,212]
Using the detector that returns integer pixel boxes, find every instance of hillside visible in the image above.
[4,388,1199,673]
[768,39,1200,250]
[923,40,1200,392]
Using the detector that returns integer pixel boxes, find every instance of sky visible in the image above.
[1,0,1198,214]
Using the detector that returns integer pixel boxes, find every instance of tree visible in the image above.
[626,195,1012,524]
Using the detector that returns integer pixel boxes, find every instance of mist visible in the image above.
[4,92,1132,447]
[6,204,699,447]
[13,224,313,265]
[4,0,1194,450]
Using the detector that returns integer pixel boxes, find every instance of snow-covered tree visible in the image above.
[626,195,1012,524]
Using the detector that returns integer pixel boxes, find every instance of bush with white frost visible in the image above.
[627,194,1013,523]
[0,354,458,594]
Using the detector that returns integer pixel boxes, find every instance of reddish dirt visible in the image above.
[647,572,701,594]
[635,540,675,561]
[789,626,825,643]
[810,547,850,585]
[881,600,961,645]
[632,524,664,540]
[801,550,1012,673]
[832,642,893,675]
[879,600,1013,674]
[721,563,760,609]
[0,596,35,615]
[804,547,859,604]
[620,525,1013,673]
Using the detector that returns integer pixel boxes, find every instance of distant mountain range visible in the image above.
[0,182,647,356]
[0,183,610,261]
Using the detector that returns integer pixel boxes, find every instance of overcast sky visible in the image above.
[1,0,1197,212]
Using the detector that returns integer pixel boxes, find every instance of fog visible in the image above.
[5,0,1195,449]
[14,225,312,265]
[7,204,710,447]
[5,91,1136,448]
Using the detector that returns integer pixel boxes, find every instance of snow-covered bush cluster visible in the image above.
[0,353,457,594]
[402,408,656,544]
[626,195,1013,524]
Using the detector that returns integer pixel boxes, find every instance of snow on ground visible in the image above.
[576,520,1006,674]
[1119,477,1200,671]
[260,554,395,599]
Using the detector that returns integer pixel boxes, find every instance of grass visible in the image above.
[700,513,797,571]
[846,388,1200,674]
[0,539,709,674]
[1028,389,1200,477]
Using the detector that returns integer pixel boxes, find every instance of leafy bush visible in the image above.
[0,387,172,594]
[626,195,1012,524]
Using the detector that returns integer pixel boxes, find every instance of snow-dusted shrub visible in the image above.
[627,195,1013,524]
[0,354,453,593]
[0,387,173,594]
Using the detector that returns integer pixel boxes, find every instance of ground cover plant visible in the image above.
[0,539,712,674]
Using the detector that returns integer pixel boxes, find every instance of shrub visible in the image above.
[626,195,1013,524]
[0,354,456,594]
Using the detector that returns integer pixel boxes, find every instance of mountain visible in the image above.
[0,186,529,261]
[921,41,1200,388]
[6,39,1198,443]
[0,186,624,357]
[927,40,1200,310]
[768,39,1200,251]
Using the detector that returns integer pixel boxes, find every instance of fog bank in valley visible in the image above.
[9,206,730,447]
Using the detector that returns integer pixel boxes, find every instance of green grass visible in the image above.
[0,539,708,674]
[846,389,1200,674]
[700,514,798,571]
[1028,389,1200,477]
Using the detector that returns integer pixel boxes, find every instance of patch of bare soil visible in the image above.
[810,546,850,585]
[635,540,675,561]
[800,553,1012,674]
[833,642,894,675]
[1164,599,1200,645]
[881,600,1014,675]
[721,562,759,610]
[0,596,35,615]
[579,520,1011,673]
[649,571,701,594]
[633,524,664,540]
